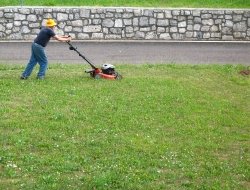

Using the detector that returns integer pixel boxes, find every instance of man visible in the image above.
[20,18,71,80]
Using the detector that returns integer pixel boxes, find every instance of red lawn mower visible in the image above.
[67,41,122,80]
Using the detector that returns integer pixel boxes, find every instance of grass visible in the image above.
[1,0,250,8]
[0,63,249,189]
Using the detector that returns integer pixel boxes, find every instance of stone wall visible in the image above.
[0,6,250,41]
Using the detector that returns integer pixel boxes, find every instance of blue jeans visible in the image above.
[22,42,48,78]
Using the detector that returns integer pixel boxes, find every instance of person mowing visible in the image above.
[20,19,71,80]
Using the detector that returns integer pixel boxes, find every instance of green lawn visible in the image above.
[0,63,249,189]
[1,0,250,8]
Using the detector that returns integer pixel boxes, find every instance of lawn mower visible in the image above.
[67,41,122,80]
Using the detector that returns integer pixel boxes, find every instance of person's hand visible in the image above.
[67,35,72,42]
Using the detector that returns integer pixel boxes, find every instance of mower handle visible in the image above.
[66,41,97,70]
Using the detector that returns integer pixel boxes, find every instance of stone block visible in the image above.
[146,31,157,39]
[6,23,13,29]
[225,20,233,28]
[186,31,193,38]
[23,34,37,40]
[178,21,186,27]
[149,18,156,25]
[110,28,122,34]
[13,26,20,32]
[185,11,191,15]
[159,33,171,39]
[201,26,210,32]
[203,32,210,38]
[65,26,72,32]
[178,16,186,21]
[233,15,242,22]
[210,25,219,32]
[139,17,149,26]
[27,15,37,22]
[74,13,80,19]
[222,27,233,35]
[179,28,186,33]
[172,10,180,16]
[202,19,214,26]
[222,35,233,40]
[123,13,133,18]
[133,18,139,26]
[0,10,4,17]
[169,19,177,26]
[157,27,165,33]
[172,33,184,40]
[18,8,30,14]
[92,19,101,25]
[234,10,244,14]
[247,29,250,36]
[225,15,232,20]
[78,33,90,39]
[14,13,26,20]
[193,10,201,17]
[0,24,5,32]
[233,21,247,32]
[135,31,145,39]
[92,33,104,39]
[115,19,123,27]
[106,12,114,18]
[83,25,101,33]
[244,11,250,17]
[29,23,40,28]
[58,22,66,29]
[72,20,83,27]
[73,27,82,32]
[201,14,212,19]
[157,19,169,26]
[126,33,134,38]
[102,19,114,28]
[13,21,21,26]
[170,27,178,33]
[134,9,142,17]
[80,9,90,18]
[143,10,154,17]
[215,19,222,24]
[126,26,134,33]
[140,27,151,32]
[165,10,172,18]
[105,34,121,39]
[187,25,193,31]
[116,8,124,13]
[194,17,201,24]
[57,13,68,21]
[157,13,164,19]
[211,32,221,38]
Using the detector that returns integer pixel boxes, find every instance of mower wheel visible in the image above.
[94,74,101,79]
[115,72,123,80]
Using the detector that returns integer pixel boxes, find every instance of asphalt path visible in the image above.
[0,41,249,65]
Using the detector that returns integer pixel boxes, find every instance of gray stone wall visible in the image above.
[0,7,250,41]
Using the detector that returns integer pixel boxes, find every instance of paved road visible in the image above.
[0,41,249,65]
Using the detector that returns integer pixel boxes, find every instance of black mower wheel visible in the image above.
[115,72,123,80]
[94,74,101,79]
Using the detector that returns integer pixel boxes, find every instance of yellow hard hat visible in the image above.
[46,19,57,27]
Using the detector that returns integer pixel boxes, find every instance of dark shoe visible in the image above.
[20,76,28,80]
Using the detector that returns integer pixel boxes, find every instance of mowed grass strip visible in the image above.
[1,0,250,8]
[0,64,249,189]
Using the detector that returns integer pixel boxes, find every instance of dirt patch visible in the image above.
[239,70,250,76]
